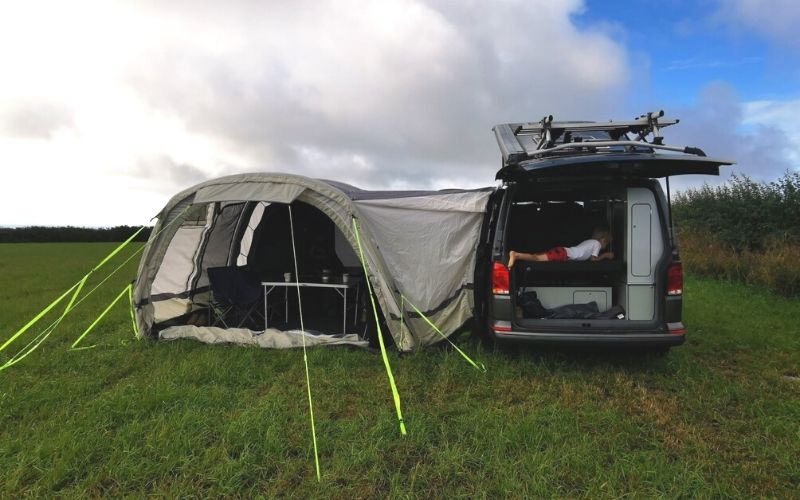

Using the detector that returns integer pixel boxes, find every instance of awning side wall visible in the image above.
[353,191,491,347]
[354,197,487,309]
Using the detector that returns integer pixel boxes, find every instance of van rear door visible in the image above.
[495,153,733,183]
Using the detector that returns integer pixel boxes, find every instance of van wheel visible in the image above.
[650,346,671,357]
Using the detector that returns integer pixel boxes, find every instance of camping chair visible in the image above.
[207,266,264,329]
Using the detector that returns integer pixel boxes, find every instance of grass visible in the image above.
[1,243,799,497]
[679,229,800,297]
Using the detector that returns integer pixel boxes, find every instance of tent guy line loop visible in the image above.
[401,294,487,373]
[288,204,322,482]
[2,236,156,370]
[0,206,191,370]
[0,318,61,372]
[0,274,92,370]
[351,216,407,436]
[68,345,97,351]
[69,284,134,350]
[0,225,145,354]
[0,282,81,354]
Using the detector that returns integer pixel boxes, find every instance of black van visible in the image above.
[474,112,732,349]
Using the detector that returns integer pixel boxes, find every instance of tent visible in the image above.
[133,173,493,351]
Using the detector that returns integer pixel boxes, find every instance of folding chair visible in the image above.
[207,266,264,329]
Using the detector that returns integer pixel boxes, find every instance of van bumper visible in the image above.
[491,328,686,347]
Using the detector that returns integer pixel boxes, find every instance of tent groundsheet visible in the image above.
[160,325,368,349]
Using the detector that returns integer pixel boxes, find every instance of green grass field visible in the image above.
[1,243,798,497]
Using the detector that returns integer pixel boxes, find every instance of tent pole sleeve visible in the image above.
[70,284,131,350]
[288,205,322,482]
[402,294,487,373]
[352,217,407,436]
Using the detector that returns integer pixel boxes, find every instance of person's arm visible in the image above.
[591,251,614,261]
[588,240,608,261]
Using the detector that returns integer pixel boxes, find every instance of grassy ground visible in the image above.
[1,243,798,497]
[678,229,800,297]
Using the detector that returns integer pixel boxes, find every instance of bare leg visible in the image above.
[508,250,547,268]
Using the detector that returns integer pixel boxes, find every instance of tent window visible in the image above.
[181,204,209,227]
[152,203,213,299]
[151,226,206,296]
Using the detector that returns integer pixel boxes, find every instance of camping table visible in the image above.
[261,281,356,335]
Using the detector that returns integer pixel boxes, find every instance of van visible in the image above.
[474,112,732,350]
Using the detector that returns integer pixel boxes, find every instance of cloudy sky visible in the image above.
[1,0,798,226]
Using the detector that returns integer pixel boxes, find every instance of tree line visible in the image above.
[0,226,152,243]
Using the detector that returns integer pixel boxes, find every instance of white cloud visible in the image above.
[717,0,800,47]
[742,99,800,166]
[656,82,796,194]
[0,0,630,225]
[0,99,74,139]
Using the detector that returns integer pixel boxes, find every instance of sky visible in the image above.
[0,0,798,226]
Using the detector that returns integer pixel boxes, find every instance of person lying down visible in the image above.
[508,227,614,269]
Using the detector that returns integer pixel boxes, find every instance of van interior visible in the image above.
[507,181,666,327]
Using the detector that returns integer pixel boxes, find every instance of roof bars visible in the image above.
[634,109,666,144]
[492,110,709,166]
[539,114,554,148]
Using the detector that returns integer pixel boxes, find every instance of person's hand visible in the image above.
[595,251,614,261]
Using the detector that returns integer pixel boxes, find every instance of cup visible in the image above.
[342,273,349,284]
[283,272,292,282]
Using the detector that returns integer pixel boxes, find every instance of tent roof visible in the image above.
[158,172,493,218]
[321,179,492,201]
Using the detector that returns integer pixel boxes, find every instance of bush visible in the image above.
[673,171,800,251]
[674,171,800,296]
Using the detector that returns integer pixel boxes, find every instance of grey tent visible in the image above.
[133,173,492,351]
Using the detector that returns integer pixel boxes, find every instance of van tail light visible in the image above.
[667,263,683,296]
[492,262,510,295]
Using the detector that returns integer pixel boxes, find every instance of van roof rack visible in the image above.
[493,110,708,167]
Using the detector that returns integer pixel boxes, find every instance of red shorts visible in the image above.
[545,246,568,262]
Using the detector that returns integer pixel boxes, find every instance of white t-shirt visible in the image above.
[565,239,602,261]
